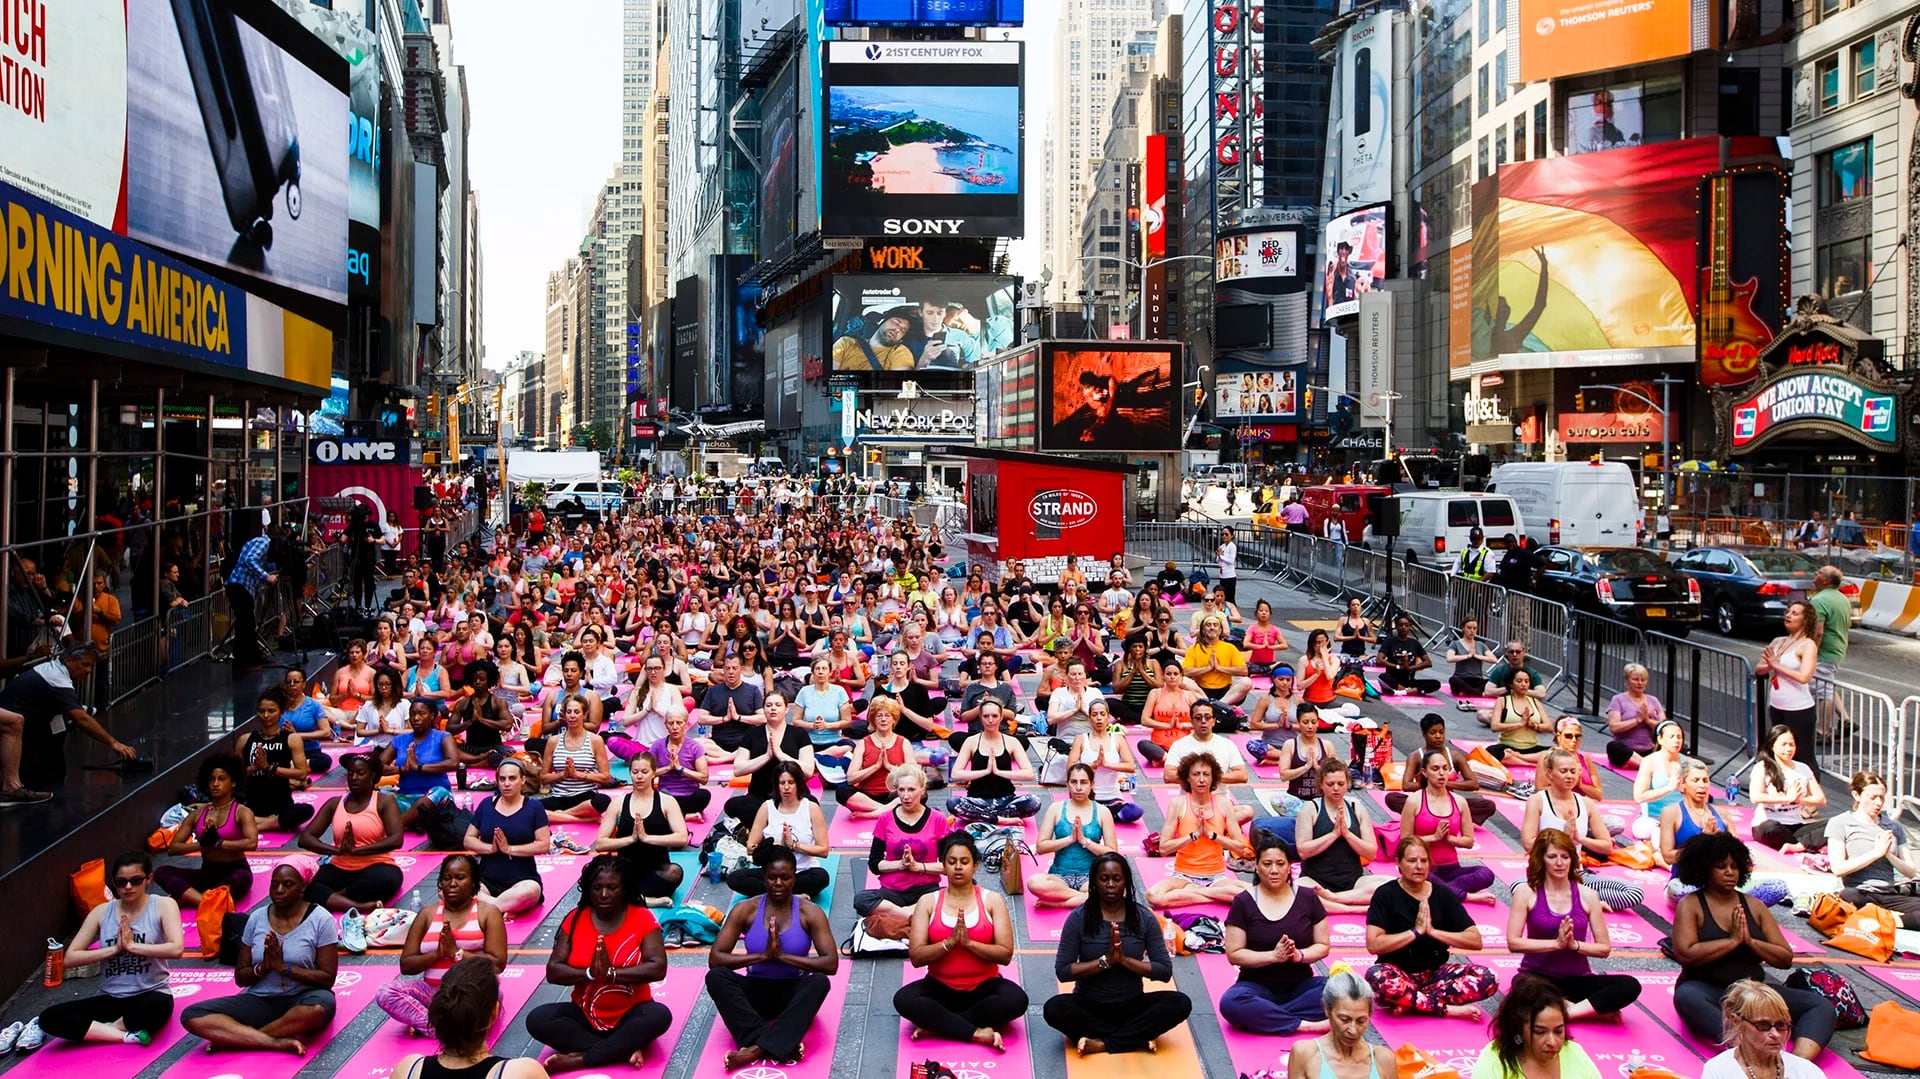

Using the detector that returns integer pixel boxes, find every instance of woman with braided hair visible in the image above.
[525,857,672,1073]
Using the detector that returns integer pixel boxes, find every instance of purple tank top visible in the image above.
[1517,884,1592,978]
[742,895,810,979]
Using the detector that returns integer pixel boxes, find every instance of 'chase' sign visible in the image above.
[1728,370,1899,454]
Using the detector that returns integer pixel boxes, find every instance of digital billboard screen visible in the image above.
[759,57,800,267]
[1567,86,1643,155]
[1517,0,1692,83]
[823,0,1023,26]
[126,0,350,310]
[821,41,1023,239]
[1321,205,1387,321]
[1040,343,1181,452]
[1215,369,1299,420]
[829,274,1017,371]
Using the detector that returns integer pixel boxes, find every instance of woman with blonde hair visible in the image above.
[1699,981,1824,1079]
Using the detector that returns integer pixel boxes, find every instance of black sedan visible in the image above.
[1532,545,1702,634]
[1669,545,1863,637]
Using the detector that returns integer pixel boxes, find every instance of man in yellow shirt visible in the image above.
[830,303,919,371]
[1184,615,1252,713]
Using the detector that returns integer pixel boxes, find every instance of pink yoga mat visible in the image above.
[0,966,245,1077]
[1629,969,1876,1079]
[1379,694,1442,708]
[499,852,597,945]
[180,854,445,953]
[336,962,544,1077]
[1863,963,1920,1002]
[1018,881,1081,944]
[157,963,401,1079]
[1192,952,1308,1076]
[1367,1005,1500,1075]
[825,806,888,849]
[895,961,1031,1079]
[687,965,851,1079]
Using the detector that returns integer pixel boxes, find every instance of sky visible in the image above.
[463,0,1056,369]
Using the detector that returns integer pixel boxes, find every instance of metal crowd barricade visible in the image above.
[1643,631,1757,770]
[1309,536,1345,598]
[1506,593,1571,691]
[1565,610,1646,717]
[1400,563,1453,639]
[105,613,166,706]
[1447,576,1507,651]
[1805,676,1906,799]
[1898,696,1920,816]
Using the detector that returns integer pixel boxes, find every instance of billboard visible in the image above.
[821,41,1023,238]
[1040,343,1181,452]
[1143,134,1168,259]
[824,0,1023,26]
[268,0,379,300]
[1321,205,1387,321]
[975,343,1039,448]
[1215,369,1300,419]
[1217,229,1302,284]
[759,57,801,267]
[1516,0,1693,83]
[1470,137,1783,363]
[126,0,350,310]
[828,274,1017,370]
[1339,12,1393,205]
[0,0,129,228]
[1567,86,1642,155]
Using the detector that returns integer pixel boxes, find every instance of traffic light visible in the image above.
[1574,391,1587,412]
[1304,387,1314,412]
[426,393,440,425]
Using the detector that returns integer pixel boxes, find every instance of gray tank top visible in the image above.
[99,897,170,996]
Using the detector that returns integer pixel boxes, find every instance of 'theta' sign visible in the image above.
[1028,488,1099,530]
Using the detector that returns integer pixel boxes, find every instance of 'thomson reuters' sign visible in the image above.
[1728,370,1898,453]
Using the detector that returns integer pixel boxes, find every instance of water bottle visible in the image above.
[1623,1048,1646,1077]
[706,848,725,883]
[42,938,63,988]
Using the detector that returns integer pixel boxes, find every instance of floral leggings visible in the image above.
[1365,961,1498,1016]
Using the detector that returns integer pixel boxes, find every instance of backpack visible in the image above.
[1166,912,1226,953]
[965,822,1015,872]
[1790,967,1867,1028]
[657,903,725,945]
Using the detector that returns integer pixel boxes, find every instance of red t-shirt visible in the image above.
[561,905,660,1030]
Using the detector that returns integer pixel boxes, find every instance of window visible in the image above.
[1495,126,1508,166]
[1513,112,1527,160]
[1819,139,1871,206]
[1495,51,1508,102]
[1496,0,1507,30]
[1478,65,1489,115]
[1853,39,1876,97]
[1818,236,1869,298]
[1817,55,1841,111]
[1818,0,1846,19]
[1448,501,1480,528]
[1478,0,1489,42]
[1478,135,1490,179]
[1534,101,1548,157]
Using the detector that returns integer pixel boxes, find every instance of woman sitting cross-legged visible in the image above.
[1220,831,1333,1036]
[463,758,552,917]
[297,753,406,915]
[835,698,918,818]
[1043,852,1193,1056]
[527,857,673,1074]
[853,764,950,923]
[387,957,552,1079]
[1468,975,1607,1079]
[1519,748,1643,911]
[374,854,508,1035]
[1362,836,1497,1021]
[155,753,260,908]
[1028,763,1121,909]
[1065,701,1144,824]
[179,859,340,1055]
[1147,751,1250,909]
[592,751,690,907]
[1294,758,1393,914]
[1399,748,1497,905]
[729,761,830,899]
[894,830,1030,1051]
[1505,829,1642,1021]
[706,843,840,1072]
[1747,725,1829,853]
[31,851,184,1050]
[947,699,1042,824]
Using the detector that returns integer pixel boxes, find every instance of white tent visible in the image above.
[505,450,602,485]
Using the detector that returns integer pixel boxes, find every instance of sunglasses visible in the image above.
[1741,1016,1794,1035]
[114,873,149,888]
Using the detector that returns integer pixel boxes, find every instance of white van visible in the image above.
[1391,492,1526,569]
[1487,462,1642,546]
[545,479,626,516]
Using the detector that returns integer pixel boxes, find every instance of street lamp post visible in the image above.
[1303,382,1401,460]
[1074,254,1214,340]
[1579,376,1684,512]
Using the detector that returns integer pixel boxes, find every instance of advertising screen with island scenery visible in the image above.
[821,41,1024,238]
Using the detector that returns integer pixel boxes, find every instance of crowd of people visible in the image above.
[0,476,1893,1078]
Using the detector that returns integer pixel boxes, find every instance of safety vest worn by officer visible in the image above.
[1457,545,1490,579]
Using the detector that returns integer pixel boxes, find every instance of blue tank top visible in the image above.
[1047,805,1104,877]
[743,895,810,979]
[1672,801,1727,847]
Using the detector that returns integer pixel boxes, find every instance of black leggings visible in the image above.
[1673,978,1834,1048]
[853,882,938,916]
[705,969,830,1061]
[1753,817,1830,852]
[893,976,1029,1042]
[1839,887,1920,929]
[305,861,404,906]
[525,999,674,1068]
[729,865,829,899]
[1551,972,1642,1015]
[38,990,174,1041]
[1605,740,1645,769]
[664,787,712,817]
[1043,989,1191,1052]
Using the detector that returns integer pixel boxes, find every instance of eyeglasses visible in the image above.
[114,874,148,888]
[1506,648,1526,654]
[1741,1016,1794,1035]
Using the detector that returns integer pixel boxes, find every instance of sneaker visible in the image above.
[122,1030,151,1047]
[0,786,51,806]
[468,779,496,792]
[340,909,368,953]
[1746,878,1791,907]
[0,1020,24,1053]
[14,1020,41,1053]
[551,834,591,856]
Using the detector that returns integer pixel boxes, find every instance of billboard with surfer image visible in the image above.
[821,41,1024,238]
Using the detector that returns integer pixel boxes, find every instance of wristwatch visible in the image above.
[1097,955,1111,971]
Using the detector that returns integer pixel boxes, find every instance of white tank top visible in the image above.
[1770,645,1815,712]
[763,801,817,869]
[1075,731,1127,801]
[1538,791,1587,836]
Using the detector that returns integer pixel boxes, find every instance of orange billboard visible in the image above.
[1517,0,1693,83]
[1448,243,1473,371]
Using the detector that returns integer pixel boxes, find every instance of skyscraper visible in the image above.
[1046,0,1164,300]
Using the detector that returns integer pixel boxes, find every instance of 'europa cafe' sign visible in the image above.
[855,400,978,443]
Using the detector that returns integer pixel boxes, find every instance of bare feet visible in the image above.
[1444,1004,1483,1021]
[1784,842,1807,854]
[1077,1038,1107,1056]
[544,1051,587,1073]
[1465,891,1497,905]
[276,1038,306,1056]
[972,1027,1005,1051]
[723,1046,763,1071]
[1296,1020,1332,1035]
